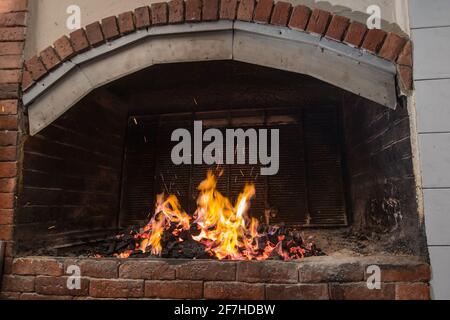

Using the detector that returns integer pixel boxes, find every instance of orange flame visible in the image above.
[131,170,316,260]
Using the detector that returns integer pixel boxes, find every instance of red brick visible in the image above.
[0,42,23,55]
[0,69,21,83]
[0,99,17,114]
[0,131,17,146]
[0,12,27,27]
[21,69,33,90]
[151,3,168,26]
[25,56,46,81]
[0,115,18,130]
[397,40,412,66]
[220,0,238,20]
[85,22,104,46]
[64,259,118,278]
[0,162,16,177]
[0,27,25,41]
[134,6,151,29]
[361,28,387,54]
[0,193,14,208]
[0,146,16,161]
[306,9,331,35]
[0,84,19,99]
[90,279,143,298]
[186,0,202,22]
[237,0,255,22]
[0,0,27,13]
[237,261,298,283]
[379,33,407,61]
[299,260,364,283]
[325,15,350,41]
[0,178,16,192]
[177,261,236,281]
[0,209,13,224]
[20,293,73,300]
[39,46,60,71]
[118,11,135,34]
[1,275,34,292]
[344,21,367,47]
[145,281,203,299]
[270,2,291,27]
[253,0,273,24]
[13,257,63,276]
[400,65,413,91]
[101,16,120,40]
[266,284,329,300]
[330,283,395,300]
[0,100,18,115]
[202,0,219,21]
[3,241,13,257]
[3,256,13,274]
[35,276,89,296]
[119,260,176,280]
[288,5,311,31]
[0,55,22,69]
[395,283,430,300]
[204,282,265,300]
[0,292,20,300]
[364,262,430,282]
[53,36,74,61]
[168,0,184,24]
[69,28,90,53]
[0,224,13,240]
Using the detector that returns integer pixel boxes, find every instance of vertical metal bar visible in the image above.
[117,115,131,229]
[187,112,195,213]
[301,107,312,226]
[263,110,269,213]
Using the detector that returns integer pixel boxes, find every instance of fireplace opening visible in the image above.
[122,106,347,229]
[15,61,425,259]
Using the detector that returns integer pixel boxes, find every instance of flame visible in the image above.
[192,171,257,260]
[139,193,191,256]
[127,170,317,261]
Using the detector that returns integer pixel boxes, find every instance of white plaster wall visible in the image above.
[410,0,450,300]
[25,0,409,58]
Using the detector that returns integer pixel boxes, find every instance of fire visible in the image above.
[192,172,258,260]
[117,170,320,261]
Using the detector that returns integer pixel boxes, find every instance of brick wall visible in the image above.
[0,0,27,272]
[0,256,430,300]
[16,92,128,254]
[341,94,426,255]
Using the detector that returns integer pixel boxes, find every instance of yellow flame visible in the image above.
[136,170,298,260]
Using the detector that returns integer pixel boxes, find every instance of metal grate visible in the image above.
[121,107,347,227]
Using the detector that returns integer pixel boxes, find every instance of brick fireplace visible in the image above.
[1,0,430,300]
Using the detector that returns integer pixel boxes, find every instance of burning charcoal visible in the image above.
[189,223,201,237]
[98,171,325,261]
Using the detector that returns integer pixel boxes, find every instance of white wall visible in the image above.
[410,0,450,300]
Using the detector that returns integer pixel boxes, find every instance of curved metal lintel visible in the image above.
[25,20,398,136]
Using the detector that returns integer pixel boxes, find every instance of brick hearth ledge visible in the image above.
[1,256,430,300]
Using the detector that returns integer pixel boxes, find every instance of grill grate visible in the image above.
[121,107,347,227]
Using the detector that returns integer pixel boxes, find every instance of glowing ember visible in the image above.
[114,171,322,260]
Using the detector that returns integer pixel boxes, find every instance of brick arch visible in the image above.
[22,0,413,135]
